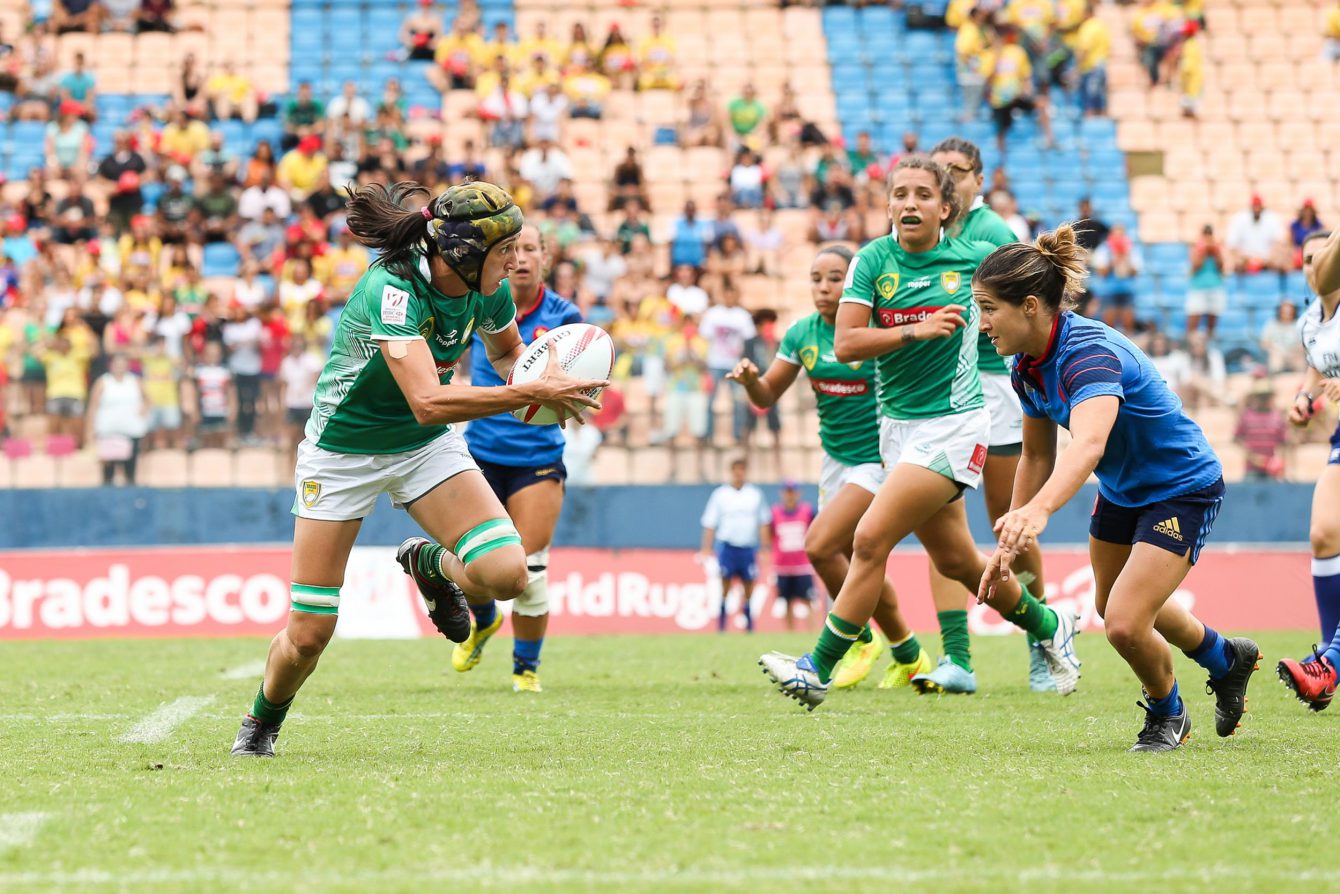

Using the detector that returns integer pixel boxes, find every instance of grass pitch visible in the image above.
[0,631,1331,893]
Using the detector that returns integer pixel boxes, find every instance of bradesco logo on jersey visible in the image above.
[876,306,944,328]
[809,378,870,397]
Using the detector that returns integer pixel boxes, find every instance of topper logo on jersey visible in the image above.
[877,306,943,328]
[906,278,931,289]
[433,318,474,350]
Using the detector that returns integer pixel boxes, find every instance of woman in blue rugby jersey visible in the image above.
[459,223,584,693]
[973,224,1262,753]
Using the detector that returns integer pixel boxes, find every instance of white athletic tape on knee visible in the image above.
[513,553,549,616]
[291,583,340,614]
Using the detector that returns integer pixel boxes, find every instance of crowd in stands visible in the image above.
[0,0,1331,487]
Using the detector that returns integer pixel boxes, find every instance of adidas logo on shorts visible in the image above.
[1152,516,1184,541]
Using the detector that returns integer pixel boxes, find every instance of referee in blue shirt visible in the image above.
[972,224,1262,753]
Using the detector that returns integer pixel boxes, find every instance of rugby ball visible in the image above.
[508,323,615,425]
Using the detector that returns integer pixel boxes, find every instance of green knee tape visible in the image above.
[455,519,523,565]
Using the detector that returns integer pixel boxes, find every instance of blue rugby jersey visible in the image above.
[1011,311,1222,507]
[465,286,583,467]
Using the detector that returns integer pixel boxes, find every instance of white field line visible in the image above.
[220,660,268,680]
[0,865,1322,887]
[0,813,48,855]
[116,696,216,744]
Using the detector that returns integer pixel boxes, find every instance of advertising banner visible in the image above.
[0,545,1317,639]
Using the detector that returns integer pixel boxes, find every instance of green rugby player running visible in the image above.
[730,246,934,690]
[917,136,1053,694]
[760,156,1080,711]
[230,181,608,757]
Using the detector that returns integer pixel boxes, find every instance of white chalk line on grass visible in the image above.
[0,813,48,855]
[116,696,216,745]
[219,660,268,681]
[0,864,1321,887]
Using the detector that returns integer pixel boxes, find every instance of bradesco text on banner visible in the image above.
[0,546,1317,639]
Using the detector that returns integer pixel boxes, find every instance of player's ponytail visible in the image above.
[345,181,432,279]
[974,223,1089,312]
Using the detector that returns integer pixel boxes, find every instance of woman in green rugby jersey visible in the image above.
[759,156,1080,711]
[730,246,935,689]
[230,181,607,757]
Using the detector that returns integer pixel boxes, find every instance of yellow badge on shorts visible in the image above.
[876,273,900,300]
[301,480,321,508]
[799,345,819,371]
[941,271,962,294]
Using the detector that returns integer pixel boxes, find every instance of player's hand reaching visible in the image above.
[1288,391,1316,426]
[726,358,760,387]
[1320,379,1340,403]
[978,504,1050,603]
[911,305,968,341]
[527,345,611,428]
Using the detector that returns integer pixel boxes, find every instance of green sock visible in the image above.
[251,684,293,726]
[890,633,923,665]
[415,542,449,585]
[1005,585,1058,640]
[937,610,972,672]
[811,613,864,683]
[858,624,874,644]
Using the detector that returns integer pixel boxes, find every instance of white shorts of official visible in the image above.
[878,407,990,490]
[1185,287,1227,317]
[292,429,479,521]
[818,453,886,510]
[982,373,1024,449]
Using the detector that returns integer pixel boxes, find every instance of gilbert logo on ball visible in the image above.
[507,323,615,426]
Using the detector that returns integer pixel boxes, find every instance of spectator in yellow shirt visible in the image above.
[482,21,519,70]
[159,107,210,163]
[1006,0,1055,64]
[1326,1,1340,63]
[1177,21,1204,118]
[945,0,976,30]
[564,62,611,119]
[427,18,486,93]
[1076,2,1111,116]
[41,331,92,443]
[955,7,991,122]
[205,61,258,123]
[512,53,560,98]
[276,135,328,197]
[985,27,1054,152]
[518,21,563,70]
[637,14,679,91]
[1130,0,1177,86]
[565,22,597,73]
[313,228,370,302]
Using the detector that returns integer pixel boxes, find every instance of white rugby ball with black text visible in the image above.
[507,323,615,425]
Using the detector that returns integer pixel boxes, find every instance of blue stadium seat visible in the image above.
[203,243,241,277]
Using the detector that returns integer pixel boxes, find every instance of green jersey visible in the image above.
[840,234,990,420]
[956,201,1018,375]
[776,312,881,467]
[306,257,517,455]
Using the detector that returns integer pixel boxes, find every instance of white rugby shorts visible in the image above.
[818,453,886,510]
[878,407,990,490]
[292,429,478,521]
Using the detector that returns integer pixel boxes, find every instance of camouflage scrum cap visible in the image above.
[424,181,524,291]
